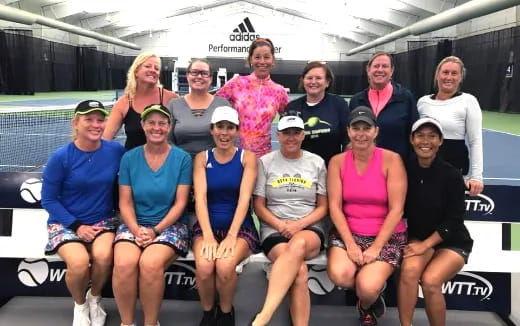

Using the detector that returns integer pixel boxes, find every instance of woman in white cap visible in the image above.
[42,100,125,326]
[398,117,473,326]
[112,104,192,326]
[417,56,483,196]
[327,106,407,326]
[192,106,259,326]
[251,114,327,326]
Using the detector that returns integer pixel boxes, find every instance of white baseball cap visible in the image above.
[278,115,304,131]
[411,117,444,136]
[211,106,239,125]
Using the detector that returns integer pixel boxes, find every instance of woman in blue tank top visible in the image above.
[192,106,259,326]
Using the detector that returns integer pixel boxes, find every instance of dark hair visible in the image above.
[247,38,275,66]
[367,51,394,69]
[210,122,239,131]
[298,61,334,91]
[187,58,212,74]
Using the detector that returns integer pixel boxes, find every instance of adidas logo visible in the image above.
[206,162,213,168]
[229,17,260,42]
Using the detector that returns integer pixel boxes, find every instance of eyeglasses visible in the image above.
[188,70,211,78]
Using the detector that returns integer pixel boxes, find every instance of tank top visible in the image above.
[122,87,164,150]
[206,148,253,230]
[340,147,406,236]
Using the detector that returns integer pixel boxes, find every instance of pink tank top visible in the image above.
[340,147,406,236]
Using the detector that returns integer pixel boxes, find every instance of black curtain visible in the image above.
[0,30,34,94]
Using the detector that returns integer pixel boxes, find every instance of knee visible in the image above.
[287,237,307,258]
[356,279,380,299]
[196,260,215,281]
[139,257,164,277]
[420,273,443,295]
[65,255,90,275]
[113,257,138,279]
[215,260,236,283]
[399,264,422,285]
[327,265,355,289]
[92,250,113,268]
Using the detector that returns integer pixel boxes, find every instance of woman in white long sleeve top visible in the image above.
[417,56,484,196]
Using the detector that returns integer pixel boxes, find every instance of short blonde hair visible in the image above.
[433,56,466,91]
[125,52,162,99]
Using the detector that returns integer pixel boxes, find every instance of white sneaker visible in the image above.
[73,302,91,326]
[86,289,107,326]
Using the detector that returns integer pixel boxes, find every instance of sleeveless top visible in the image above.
[206,148,254,230]
[122,87,164,150]
[340,147,406,236]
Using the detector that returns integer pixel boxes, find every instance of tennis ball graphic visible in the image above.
[18,259,49,287]
[307,265,335,295]
[20,178,42,204]
[306,117,320,127]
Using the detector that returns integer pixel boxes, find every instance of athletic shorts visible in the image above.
[261,226,325,256]
[328,228,407,268]
[45,216,118,255]
[192,223,261,254]
[114,222,190,257]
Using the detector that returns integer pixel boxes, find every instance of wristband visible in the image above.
[152,226,161,236]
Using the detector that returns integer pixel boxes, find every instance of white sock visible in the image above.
[87,290,101,302]
[74,301,88,310]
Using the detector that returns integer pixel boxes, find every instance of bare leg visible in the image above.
[252,230,321,326]
[356,261,394,310]
[215,238,251,312]
[89,232,115,296]
[327,246,357,289]
[193,237,217,311]
[58,242,90,304]
[139,244,176,326]
[288,262,311,326]
[421,249,465,326]
[113,242,141,325]
[398,248,434,326]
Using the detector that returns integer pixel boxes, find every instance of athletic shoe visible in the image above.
[216,305,235,326]
[357,300,377,326]
[73,302,91,326]
[199,306,217,326]
[86,289,107,326]
[370,294,386,318]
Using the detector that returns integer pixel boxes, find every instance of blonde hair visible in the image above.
[433,56,466,91]
[125,52,162,100]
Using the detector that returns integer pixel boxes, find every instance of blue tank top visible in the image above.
[206,148,253,230]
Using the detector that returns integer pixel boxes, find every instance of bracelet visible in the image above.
[152,226,161,236]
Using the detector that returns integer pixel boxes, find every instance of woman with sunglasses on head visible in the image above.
[112,105,192,326]
[327,106,407,326]
[417,56,483,196]
[251,115,327,326]
[217,38,289,158]
[285,61,349,166]
[349,51,419,161]
[398,118,473,326]
[42,100,125,326]
[104,52,178,150]
[167,59,232,158]
[192,106,259,326]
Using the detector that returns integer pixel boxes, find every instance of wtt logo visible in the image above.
[418,271,493,302]
[229,17,259,42]
[465,192,494,215]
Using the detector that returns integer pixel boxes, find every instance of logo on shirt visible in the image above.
[271,173,312,192]
[304,116,332,139]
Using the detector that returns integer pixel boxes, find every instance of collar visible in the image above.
[248,72,271,84]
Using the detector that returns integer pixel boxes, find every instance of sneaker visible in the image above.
[357,300,377,326]
[86,289,107,326]
[370,294,386,318]
[216,305,235,326]
[199,306,217,326]
[73,302,91,326]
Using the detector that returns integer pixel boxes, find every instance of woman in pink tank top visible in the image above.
[327,106,407,326]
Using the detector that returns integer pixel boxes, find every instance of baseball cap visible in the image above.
[74,100,109,116]
[348,106,377,126]
[411,117,444,136]
[211,106,239,125]
[140,104,171,121]
[277,115,304,131]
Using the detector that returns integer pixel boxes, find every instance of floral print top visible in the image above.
[217,73,289,158]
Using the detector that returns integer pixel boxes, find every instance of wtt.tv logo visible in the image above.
[229,17,260,41]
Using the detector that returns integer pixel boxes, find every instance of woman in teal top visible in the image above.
[112,104,192,326]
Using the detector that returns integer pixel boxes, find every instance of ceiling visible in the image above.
[0,0,467,45]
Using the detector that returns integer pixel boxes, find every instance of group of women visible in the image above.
[41,36,482,326]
